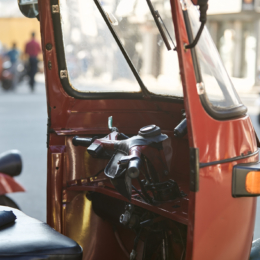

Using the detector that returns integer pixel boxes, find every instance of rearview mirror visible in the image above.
[18,0,39,18]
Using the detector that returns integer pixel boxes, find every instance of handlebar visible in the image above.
[127,159,141,179]
[127,146,142,179]
[72,135,119,157]
[174,118,187,138]
[72,134,142,179]
[72,136,96,147]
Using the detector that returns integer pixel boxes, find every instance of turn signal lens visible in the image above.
[245,171,260,194]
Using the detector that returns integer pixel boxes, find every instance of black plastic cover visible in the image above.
[0,211,16,228]
[174,118,187,138]
[105,152,127,179]
[72,136,94,147]
[0,150,22,177]
[250,238,260,260]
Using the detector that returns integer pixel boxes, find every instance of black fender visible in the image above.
[250,239,260,260]
[0,150,22,177]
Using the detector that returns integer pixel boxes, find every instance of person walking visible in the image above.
[5,43,20,90]
[25,32,41,91]
[6,43,19,65]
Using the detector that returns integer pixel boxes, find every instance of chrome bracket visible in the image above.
[52,5,59,13]
[60,70,68,79]
[180,0,187,11]
[196,82,205,95]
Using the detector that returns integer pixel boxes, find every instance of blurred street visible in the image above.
[0,74,46,222]
[0,75,260,240]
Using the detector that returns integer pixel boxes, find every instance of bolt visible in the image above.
[46,43,53,51]
[119,211,131,225]
[48,60,52,70]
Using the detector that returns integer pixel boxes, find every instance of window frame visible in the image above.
[50,0,184,102]
[183,8,248,120]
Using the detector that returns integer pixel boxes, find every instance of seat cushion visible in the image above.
[250,238,260,260]
[0,206,82,260]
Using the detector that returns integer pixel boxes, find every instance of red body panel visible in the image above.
[171,0,258,259]
[0,173,25,195]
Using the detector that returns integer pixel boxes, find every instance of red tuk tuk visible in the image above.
[1,0,260,259]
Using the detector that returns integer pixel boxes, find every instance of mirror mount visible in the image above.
[185,0,208,50]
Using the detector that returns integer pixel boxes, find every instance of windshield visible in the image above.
[186,0,243,109]
[60,0,141,93]
[59,0,183,97]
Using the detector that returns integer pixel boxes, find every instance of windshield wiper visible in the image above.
[146,0,176,51]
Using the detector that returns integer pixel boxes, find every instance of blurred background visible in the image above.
[0,0,259,241]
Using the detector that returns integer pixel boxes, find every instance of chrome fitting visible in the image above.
[60,70,68,79]
[196,82,205,95]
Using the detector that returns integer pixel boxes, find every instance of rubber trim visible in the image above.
[183,11,202,82]
[199,94,247,120]
[183,10,248,120]
[50,0,143,100]
[200,149,259,168]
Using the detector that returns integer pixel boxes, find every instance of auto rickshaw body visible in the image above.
[15,0,260,259]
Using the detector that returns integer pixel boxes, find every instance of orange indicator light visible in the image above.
[245,171,260,194]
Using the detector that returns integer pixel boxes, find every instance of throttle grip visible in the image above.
[127,146,142,179]
[72,136,95,147]
[127,158,141,179]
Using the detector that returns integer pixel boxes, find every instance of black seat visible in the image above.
[250,238,260,260]
[0,206,82,260]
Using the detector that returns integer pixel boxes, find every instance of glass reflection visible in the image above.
[101,0,182,96]
[60,0,182,97]
[60,0,141,93]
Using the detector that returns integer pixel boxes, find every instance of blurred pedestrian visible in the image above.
[6,43,19,64]
[25,32,41,91]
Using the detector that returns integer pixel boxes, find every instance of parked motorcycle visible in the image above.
[1,60,27,91]
[0,150,25,209]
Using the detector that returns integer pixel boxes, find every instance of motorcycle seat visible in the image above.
[0,206,82,260]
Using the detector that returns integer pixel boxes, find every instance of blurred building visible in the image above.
[207,0,260,87]
[0,0,41,54]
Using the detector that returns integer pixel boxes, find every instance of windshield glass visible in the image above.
[59,0,182,97]
[60,0,141,93]
[186,0,243,109]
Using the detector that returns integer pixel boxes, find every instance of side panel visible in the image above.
[171,0,258,259]
[194,160,257,260]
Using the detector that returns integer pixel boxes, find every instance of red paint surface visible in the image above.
[171,0,258,259]
[0,173,25,195]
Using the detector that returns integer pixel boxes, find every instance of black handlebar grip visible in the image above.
[127,158,141,179]
[72,136,94,147]
[174,118,187,138]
